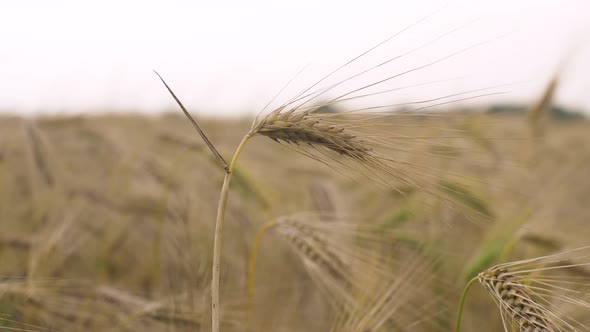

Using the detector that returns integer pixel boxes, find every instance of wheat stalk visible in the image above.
[158,19,511,331]
[163,88,500,332]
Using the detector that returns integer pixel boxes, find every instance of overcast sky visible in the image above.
[1,0,589,116]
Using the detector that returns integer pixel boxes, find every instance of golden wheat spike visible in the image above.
[479,268,556,332]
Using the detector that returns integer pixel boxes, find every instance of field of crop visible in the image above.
[0,104,588,331]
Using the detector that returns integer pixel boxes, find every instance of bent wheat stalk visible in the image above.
[155,71,236,332]
[161,82,502,332]
[159,19,510,331]
[162,90,501,332]
[209,136,250,332]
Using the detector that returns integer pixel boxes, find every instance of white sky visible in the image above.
[1,0,589,116]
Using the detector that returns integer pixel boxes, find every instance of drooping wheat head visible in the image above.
[273,215,356,310]
[235,22,529,225]
[248,103,505,223]
[250,108,372,158]
[251,213,442,330]
[478,268,557,331]
[477,246,590,332]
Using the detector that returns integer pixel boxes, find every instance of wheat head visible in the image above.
[247,103,504,223]
[476,246,590,332]
[479,267,556,332]
[249,108,371,158]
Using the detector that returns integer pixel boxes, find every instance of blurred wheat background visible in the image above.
[1,106,589,331]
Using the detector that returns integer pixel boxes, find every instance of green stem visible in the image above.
[246,221,277,308]
[211,135,250,332]
[455,276,478,332]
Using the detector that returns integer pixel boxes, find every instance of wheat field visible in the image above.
[0,102,589,331]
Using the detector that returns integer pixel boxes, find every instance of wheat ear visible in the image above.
[478,268,556,332]
[247,104,506,224]
[249,108,371,158]
[457,247,590,332]
[456,270,557,332]
[247,215,354,313]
